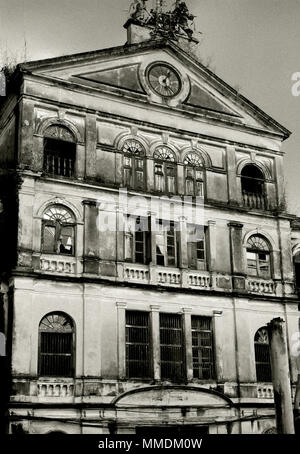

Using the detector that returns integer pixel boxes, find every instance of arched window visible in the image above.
[183,152,205,197]
[241,164,266,209]
[154,146,177,194]
[254,327,272,382]
[42,205,75,255]
[246,235,271,278]
[39,312,75,377]
[122,139,146,190]
[43,125,76,178]
[294,251,300,288]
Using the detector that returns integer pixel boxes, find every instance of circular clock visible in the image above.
[147,64,181,98]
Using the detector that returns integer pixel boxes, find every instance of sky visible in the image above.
[0,0,300,214]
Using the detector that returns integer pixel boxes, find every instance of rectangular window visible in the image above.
[124,216,150,264]
[135,158,144,190]
[39,332,73,377]
[160,313,184,381]
[44,138,75,178]
[166,165,176,194]
[154,164,165,192]
[187,225,206,270]
[191,316,214,380]
[42,224,56,253]
[123,156,133,188]
[156,220,179,267]
[126,311,151,378]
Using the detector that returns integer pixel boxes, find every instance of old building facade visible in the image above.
[0,12,300,434]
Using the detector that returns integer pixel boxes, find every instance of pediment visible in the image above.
[20,40,290,138]
[76,63,145,95]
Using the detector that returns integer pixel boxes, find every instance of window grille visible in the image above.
[43,126,76,178]
[241,164,266,210]
[254,327,272,382]
[160,313,184,381]
[39,312,74,377]
[126,311,151,378]
[191,316,214,379]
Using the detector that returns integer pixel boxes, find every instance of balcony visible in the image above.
[246,277,276,295]
[37,380,75,398]
[35,253,81,276]
[242,191,267,210]
[120,263,212,290]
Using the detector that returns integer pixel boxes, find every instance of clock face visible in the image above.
[147,64,181,98]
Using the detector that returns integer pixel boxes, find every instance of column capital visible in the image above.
[116,302,127,309]
[150,305,160,312]
[228,221,243,229]
[213,310,223,317]
[208,220,216,226]
[182,307,192,313]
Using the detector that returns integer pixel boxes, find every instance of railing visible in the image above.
[44,153,75,178]
[40,255,77,274]
[242,191,267,210]
[188,272,211,289]
[124,264,149,283]
[37,381,74,398]
[247,278,276,295]
[157,268,181,286]
[257,383,274,399]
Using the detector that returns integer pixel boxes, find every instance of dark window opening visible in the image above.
[294,252,300,288]
[39,312,74,377]
[241,165,266,210]
[160,313,184,381]
[44,138,76,178]
[254,327,272,382]
[191,316,215,379]
[126,311,151,378]
[156,220,179,267]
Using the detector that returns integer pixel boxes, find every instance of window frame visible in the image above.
[41,206,76,257]
[187,225,207,271]
[43,125,77,179]
[38,312,75,378]
[125,310,152,379]
[254,327,272,383]
[246,235,271,279]
[191,316,215,380]
[122,139,146,191]
[124,215,151,265]
[153,147,177,195]
[159,312,185,382]
[156,220,179,268]
[183,152,205,198]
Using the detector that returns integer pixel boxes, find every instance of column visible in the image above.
[267,318,295,434]
[226,146,239,205]
[213,310,224,381]
[228,222,246,291]
[183,308,193,381]
[178,216,188,269]
[82,200,99,274]
[85,113,97,179]
[117,302,127,380]
[151,305,160,381]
